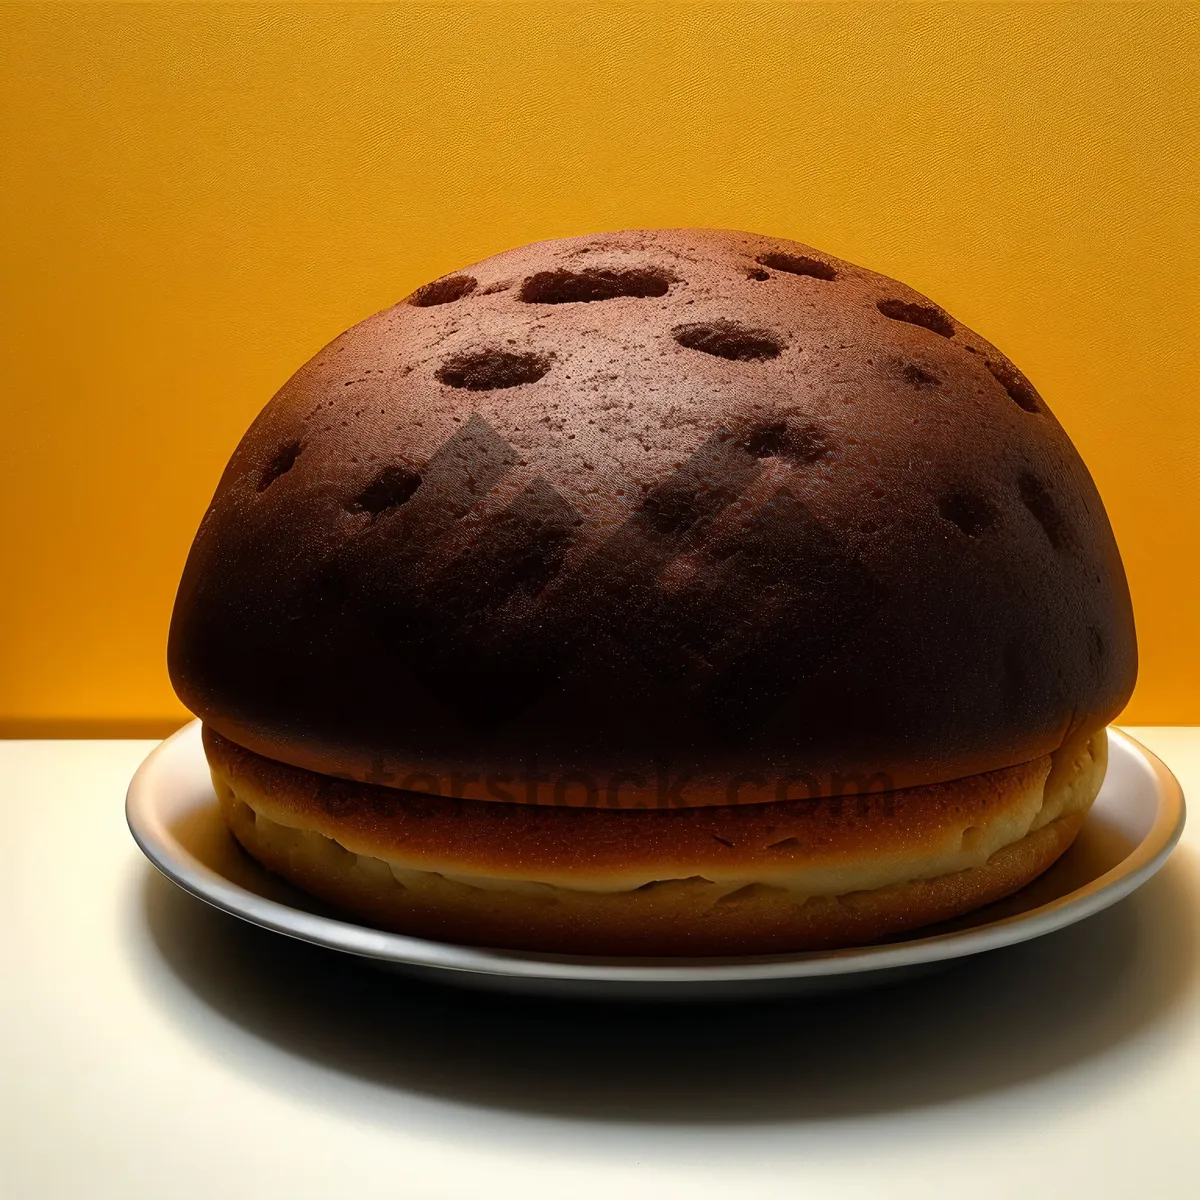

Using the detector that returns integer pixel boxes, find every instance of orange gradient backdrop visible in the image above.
[1,2,1198,735]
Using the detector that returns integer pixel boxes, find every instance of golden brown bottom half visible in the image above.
[204,724,1107,955]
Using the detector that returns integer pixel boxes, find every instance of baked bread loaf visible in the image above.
[169,228,1136,953]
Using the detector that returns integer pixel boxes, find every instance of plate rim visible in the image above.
[126,722,1186,984]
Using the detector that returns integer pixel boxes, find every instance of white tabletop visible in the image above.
[2,728,1197,1200]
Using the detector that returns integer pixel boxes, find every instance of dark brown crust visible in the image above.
[170,229,1136,795]
[204,724,1074,881]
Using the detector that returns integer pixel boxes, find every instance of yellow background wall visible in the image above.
[1,2,1197,735]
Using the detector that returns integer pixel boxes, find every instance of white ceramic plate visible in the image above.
[127,722,1184,1000]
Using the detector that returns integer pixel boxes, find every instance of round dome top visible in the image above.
[168,228,1135,805]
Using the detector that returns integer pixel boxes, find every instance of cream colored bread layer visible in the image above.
[208,728,1106,953]
[207,726,1105,893]
[218,791,1087,955]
